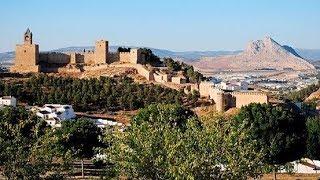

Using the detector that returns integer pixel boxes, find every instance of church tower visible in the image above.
[10,28,40,73]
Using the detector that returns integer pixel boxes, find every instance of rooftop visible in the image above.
[0,96,15,100]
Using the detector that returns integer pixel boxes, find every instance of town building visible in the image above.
[0,96,17,107]
[33,104,76,127]
[95,119,125,131]
[219,81,249,91]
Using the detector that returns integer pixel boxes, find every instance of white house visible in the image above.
[292,159,320,173]
[280,159,320,174]
[35,104,76,127]
[95,119,126,131]
[0,96,17,107]
[219,81,249,91]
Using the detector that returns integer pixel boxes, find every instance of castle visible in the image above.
[10,29,269,112]
[11,29,145,73]
[199,81,269,112]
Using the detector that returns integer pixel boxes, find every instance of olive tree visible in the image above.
[103,104,264,179]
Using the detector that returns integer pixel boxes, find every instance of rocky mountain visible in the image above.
[192,37,315,71]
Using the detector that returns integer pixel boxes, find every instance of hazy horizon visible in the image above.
[0,0,319,53]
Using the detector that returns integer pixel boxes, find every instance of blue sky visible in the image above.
[0,0,319,52]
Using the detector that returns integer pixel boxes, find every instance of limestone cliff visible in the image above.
[193,37,315,71]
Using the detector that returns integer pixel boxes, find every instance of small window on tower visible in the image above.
[24,50,27,53]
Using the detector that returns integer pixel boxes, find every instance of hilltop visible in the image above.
[192,37,315,71]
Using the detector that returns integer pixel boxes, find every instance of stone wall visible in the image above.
[83,51,95,64]
[12,42,40,73]
[15,44,39,66]
[171,76,187,84]
[231,92,268,108]
[215,92,226,112]
[130,49,145,64]
[119,49,145,64]
[134,64,154,81]
[39,52,70,64]
[83,64,110,71]
[154,72,171,83]
[119,52,131,63]
[209,88,268,112]
[57,65,82,73]
[69,53,84,64]
[10,65,40,73]
[199,82,215,98]
[108,53,119,63]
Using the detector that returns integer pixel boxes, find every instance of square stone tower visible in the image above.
[11,28,40,73]
[130,49,145,64]
[94,40,108,64]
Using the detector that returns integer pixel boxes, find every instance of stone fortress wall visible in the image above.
[10,29,268,110]
[10,29,145,73]
[199,81,269,112]
[10,29,187,87]
[230,91,269,108]
[153,71,171,83]
[39,52,70,64]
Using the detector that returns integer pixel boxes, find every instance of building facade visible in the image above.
[0,96,17,107]
[10,29,40,73]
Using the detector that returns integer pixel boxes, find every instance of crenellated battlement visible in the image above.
[230,91,267,96]
[203,86,269,112]
[10,29,143,73]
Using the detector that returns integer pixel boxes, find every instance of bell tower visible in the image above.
[24,28,33,45]
[10,28,40,73]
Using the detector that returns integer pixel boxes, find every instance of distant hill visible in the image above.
[47,46,240,62]
[192,37,315,71]
[0,51,14,63]
[0,46,239,63]
[295,49,320,62]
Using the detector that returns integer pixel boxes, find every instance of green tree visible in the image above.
[163,57,180,71]
[235,103,306,179]
[0,107,56,179]
[306,117,320,160]
[141,48,162,66]
[286,83,320,102]
[1,74,185,112]
[104,104,264,179]
[56,118,102,178]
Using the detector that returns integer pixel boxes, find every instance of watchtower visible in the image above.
[94,40,108,64]
[10,28,40,73]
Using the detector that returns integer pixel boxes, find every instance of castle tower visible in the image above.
[129,49,139,64]
[94,40,108,64]
[10,28,40,73]
[215,92,225,112]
